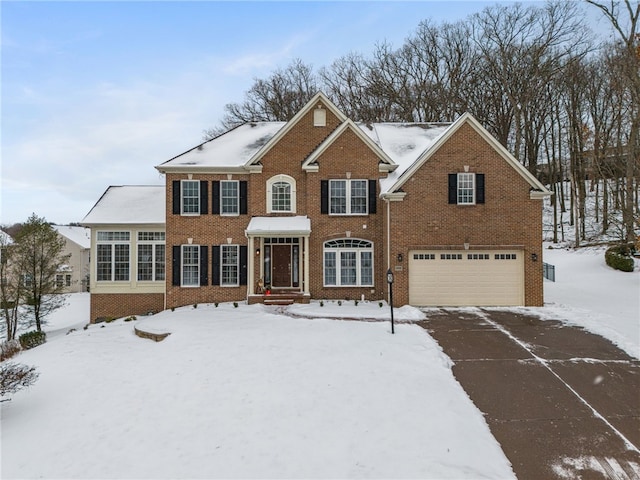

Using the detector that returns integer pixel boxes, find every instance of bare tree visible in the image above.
[0,234,23,341]
[586,0,640,243]
[472,1,591,174]
[205,59,318,138]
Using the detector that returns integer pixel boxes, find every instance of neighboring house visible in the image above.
[83,92,551,322]
[0,230,14,287]
[53,225,91,293]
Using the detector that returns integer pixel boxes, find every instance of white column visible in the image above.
[247,236,255,296]
[303,236,310,295]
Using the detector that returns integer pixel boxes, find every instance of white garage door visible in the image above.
[409,250,524,306]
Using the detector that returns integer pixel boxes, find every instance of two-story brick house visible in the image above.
[83,92,550,322]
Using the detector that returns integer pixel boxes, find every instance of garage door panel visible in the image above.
[409,250,524,306]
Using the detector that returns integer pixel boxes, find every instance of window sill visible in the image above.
[328,213,369,217]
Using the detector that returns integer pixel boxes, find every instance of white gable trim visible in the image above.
[301,119,396,171]
[386,113,551,196]
[244,92,347,168]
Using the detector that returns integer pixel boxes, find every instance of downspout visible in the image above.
[385,197,391,271]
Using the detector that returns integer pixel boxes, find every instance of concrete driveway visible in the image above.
[417,308,640,480]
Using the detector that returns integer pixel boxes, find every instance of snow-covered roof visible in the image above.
[157,122,286,171]
[82,186,165,225]
[246,216,311,236]
[156,119,451,192]
[53,225,91,249]
[0,230,13,245]
[360,123,451,193]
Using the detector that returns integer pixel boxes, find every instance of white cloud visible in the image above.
[1,66,238,225]
[220,32,316,76]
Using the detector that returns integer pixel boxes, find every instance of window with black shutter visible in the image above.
[212,245,220,285]
[239,181,248,215]
[449,173,485,205]
[172,246,181,286]
[199,245,208,286]
[321,180,329,214]
[212,181,220,215]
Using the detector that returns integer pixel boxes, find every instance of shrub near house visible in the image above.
[83,92,550,322]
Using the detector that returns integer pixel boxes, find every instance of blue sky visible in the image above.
[1,1,603,225]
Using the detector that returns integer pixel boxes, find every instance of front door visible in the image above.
[271,244,291,287]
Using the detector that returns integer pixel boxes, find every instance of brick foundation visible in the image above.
[90,293,165,323]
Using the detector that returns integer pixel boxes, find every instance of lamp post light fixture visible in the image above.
[387,268,395,334]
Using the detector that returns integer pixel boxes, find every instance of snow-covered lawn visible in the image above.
[542,245,639,359]
[2,303,513,479]
[1,247,637,479]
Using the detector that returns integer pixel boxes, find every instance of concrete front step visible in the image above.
[248,293,310,305]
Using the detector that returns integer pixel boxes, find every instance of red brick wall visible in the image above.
[163,105,544,309]
[303,127,386,301]
[163,100,385,309]
[165,173,250,309]
[91,293,165,322]
[388,122,544,306]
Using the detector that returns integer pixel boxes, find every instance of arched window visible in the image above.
[267,175,296,213]
[323,239,373,286]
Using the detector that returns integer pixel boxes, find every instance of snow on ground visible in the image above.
[541,245,639,359]
[2,247,638,479]
[1,303,513,479]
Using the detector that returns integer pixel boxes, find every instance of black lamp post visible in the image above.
[387,268,395,334]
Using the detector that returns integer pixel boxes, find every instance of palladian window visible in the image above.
[323,239,373,287]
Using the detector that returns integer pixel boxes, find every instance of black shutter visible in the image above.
[448,174,458,204]
[239,245,248,285]
[172,246,181,286]
[239,181,248,215]
[199,246,208,286]
[368,179,377,214]
[476,174,485,204]
[212,246,220,286]
[200,181,208,214]
[172,181,181,215]
[212,181,220,215]
[321,180,329,214]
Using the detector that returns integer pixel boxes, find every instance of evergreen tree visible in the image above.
[13,214,70,332]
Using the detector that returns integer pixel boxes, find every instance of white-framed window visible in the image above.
[181,180,200,215]
[221,180,239,215]
[137,232,166,282]
[457,173,475,205]
[323,239,374,286]
[96,231,130,282]
[221,245,239,286]
[267,175,296,213]
[329,179,368,215]
[181,245,200,287]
